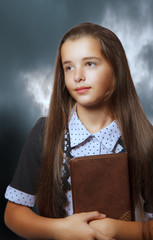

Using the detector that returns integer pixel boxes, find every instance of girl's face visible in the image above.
[61,36,114,110]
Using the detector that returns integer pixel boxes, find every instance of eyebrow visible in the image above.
[62,57,101,66]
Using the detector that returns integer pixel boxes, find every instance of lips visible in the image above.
[75,86,91,94]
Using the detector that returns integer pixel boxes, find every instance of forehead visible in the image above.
[61,36,103,61]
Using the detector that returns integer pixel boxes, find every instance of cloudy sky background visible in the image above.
[1,0,153,239]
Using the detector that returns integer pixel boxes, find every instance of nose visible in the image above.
[74,68,85,82]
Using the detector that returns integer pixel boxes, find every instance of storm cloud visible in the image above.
[1,0,153,125]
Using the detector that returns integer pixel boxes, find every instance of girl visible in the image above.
[4,22,153,240]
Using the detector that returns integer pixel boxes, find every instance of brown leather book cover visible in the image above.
[70,153,132,220]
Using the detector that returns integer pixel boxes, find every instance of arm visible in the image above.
[89,218,153,240]
[4,201,60,239]
[4,201,110,240]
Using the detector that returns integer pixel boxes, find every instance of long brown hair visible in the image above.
[36,22,153,220]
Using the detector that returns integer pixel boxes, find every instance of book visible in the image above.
[70,153,132,220]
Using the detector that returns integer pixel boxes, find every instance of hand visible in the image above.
[89,218,117,239]
[55,211,107,240]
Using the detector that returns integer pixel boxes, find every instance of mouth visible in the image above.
[75,86,91,94]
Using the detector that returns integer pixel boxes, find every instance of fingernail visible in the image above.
[100,214,106,218]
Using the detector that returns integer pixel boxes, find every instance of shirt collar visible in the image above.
[68,107,121,151]
[94,121,121,151]
[68,109,91,147]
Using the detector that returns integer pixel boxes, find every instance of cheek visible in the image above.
[95,73,115,96]
[103,77,115,101]
[101,70,114,90]
[91,71,113,88]
[64,75,70,89]
[64,72,73,87]
[64,78,74,95]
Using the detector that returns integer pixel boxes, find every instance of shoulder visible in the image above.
[32,117,47,133]
[20,117,47,158]
[27,117,47,142]
[35,117,47,126]
[9,118,47,196]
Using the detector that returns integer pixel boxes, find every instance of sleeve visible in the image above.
[142,186,153,215]
[141,164,153,218]
[5,117,46,207]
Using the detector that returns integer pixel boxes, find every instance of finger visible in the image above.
[81,211,106,222]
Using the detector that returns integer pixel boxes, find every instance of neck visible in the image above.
[76,103,114,134]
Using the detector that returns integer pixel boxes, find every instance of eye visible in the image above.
[86,62,96,67]
[64,65,74,72]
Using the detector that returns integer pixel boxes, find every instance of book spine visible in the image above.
[70,159,77,213]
